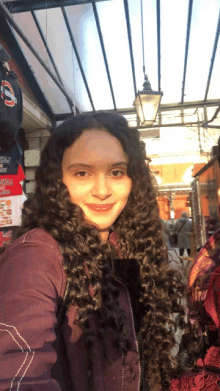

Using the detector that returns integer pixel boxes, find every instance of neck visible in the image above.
[99,229,111,242]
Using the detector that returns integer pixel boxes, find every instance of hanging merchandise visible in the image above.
[0,163,25,197]
[0,194,26,227]
[0,140,20,174]
[0,60,23,141]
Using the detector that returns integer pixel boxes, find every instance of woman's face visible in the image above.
[62,129,132,241]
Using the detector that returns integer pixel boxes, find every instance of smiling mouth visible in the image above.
[86,204,115,212]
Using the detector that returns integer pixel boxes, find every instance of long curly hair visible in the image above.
[7,112,200,390]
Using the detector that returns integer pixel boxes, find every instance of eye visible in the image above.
[74,171,89,177]
[110,169,125,177]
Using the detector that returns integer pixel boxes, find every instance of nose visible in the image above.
[91,174,111,200]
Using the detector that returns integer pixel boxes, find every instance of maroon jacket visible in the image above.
[0,228,141,391]
[4,228,220,391]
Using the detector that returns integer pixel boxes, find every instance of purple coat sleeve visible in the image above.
[0,240,65,391]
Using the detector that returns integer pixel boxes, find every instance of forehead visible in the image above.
[63,129,128,164]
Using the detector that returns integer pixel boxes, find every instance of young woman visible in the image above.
[0,112,194,391]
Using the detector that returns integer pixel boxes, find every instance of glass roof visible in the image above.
[2,0,220,138]
[184,0,220,102]
[160,0,188,103]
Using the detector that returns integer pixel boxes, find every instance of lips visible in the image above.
[86,204,115,212]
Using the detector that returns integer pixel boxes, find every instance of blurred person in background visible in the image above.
[174,212,192,257]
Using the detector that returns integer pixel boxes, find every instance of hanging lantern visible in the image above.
[134,75,163,126]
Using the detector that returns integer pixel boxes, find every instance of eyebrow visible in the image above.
[67,162,128,170]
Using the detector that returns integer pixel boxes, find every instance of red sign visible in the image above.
[0,164,25,197]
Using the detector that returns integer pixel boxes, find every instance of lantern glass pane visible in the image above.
[134,95,144,123]
[141,93,161,124]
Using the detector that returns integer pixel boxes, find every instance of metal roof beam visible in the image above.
[181,0,193,103]
[0,15,54,120]
[32,11,76,115]
[209,105,220,123]
[31,11,64,87]
[4,0,111,14]
[204,11,220,101]
[105,100,220,115]
[92,2,117,110]
[54,115,203,128]
[203,125,220,129]
[0,0,74,112]
[123,0,137,96]
[54,117,206,129]
[134,121,204,129]
[61,7,95,111]
[156,0,161,92]
[55,99,220,121]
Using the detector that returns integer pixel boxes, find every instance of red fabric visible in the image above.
[188,228,220,303]
[170,372,220,391]
[170,230,220,390]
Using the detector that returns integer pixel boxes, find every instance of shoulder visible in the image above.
[174,219,181,226]
[0,228,65,298]
[0,228,63,269]
[5,228,60,253]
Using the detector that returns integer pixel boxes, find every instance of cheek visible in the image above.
[71,183,89,193]
[124,177,132,196]
[115,178,132,201]
[62,176,90,201]
[128,178,132,195]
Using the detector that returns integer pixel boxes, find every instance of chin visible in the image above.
[95,223,112,231]
[83,216,113,231]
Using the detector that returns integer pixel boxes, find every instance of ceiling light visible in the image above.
[134,75,163,126]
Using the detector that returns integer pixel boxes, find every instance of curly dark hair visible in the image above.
[7,112,200,390]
